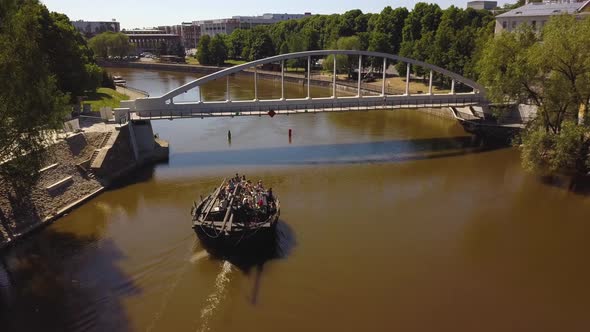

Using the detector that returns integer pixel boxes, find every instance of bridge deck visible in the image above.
[129,95,485,120]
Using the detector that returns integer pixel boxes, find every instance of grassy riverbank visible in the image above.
[84,88,129,111]
[186,57,247,66]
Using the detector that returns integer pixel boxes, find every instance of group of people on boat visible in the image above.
[218,174,277,223]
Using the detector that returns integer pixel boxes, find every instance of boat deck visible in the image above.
[192,178,279,234]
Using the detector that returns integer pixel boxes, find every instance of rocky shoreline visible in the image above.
[0,124,168,250]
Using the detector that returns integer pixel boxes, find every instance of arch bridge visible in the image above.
[120,50,487,120]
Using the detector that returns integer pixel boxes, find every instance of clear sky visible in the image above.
[41,0,513,29]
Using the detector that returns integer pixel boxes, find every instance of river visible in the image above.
[1,68,590,332]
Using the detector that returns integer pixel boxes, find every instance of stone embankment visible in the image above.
[0,123,168,250]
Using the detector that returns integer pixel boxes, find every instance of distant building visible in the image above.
[194,13,312,37]
[495,0,590,34]
[180,23,200,50]
[122,29,181,54]
[195,18,240,38]
[467,1,498,10]
[159,23,201,49]
[72,19,120,38]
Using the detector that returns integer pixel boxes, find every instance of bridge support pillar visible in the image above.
[254,67,258,100]
[358,55,362,98]
[281,60,285,100]
[333,55,337,99]
[451,79,456,95]
[382,58,387,96]
[428,70,434,95]
[226,76,231,102]
[307,56,311,99]
[129,120,156,158]
[405,63,411,96]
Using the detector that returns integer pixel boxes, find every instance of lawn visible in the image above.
[185,57,247,67]
[83,88,129,111]
[186,57,200,65]
[224,59,247,66]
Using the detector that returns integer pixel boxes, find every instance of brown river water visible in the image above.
[1,68,590,332]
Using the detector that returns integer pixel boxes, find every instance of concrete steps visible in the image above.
[89,130,120,170]
[89,149,100,165]
[90,148,109,169]
[99,131,113,148]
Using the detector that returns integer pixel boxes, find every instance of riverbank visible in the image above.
[0,122,169,251]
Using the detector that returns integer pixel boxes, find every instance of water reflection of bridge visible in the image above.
[119,50,488,120]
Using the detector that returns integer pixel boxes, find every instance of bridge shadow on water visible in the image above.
[107,162,159,190]
[172,135,505,169]
[198,220,296,305]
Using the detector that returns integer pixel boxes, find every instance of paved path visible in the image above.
[116,86,148,100]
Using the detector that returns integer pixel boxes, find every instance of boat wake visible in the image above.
[196,261,232,332]
[189,250,209,264]
[146,243,197,332]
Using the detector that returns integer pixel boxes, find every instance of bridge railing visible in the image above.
[129,94,485,120]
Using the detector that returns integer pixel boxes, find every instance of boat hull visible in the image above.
[193,219,278,257]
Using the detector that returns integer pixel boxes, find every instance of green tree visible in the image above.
[249,31,274,61]
[323,36,361,77]
[0,0,69,224]
[338,9,364,36]
[477,15,590,174]
[88,32,108,58]
[398,3,442,75]
[279,41,289,54]
[428,7,493,83]
[197,34,212,65]
[89,32,131,58]
[209,34,228,66]
[368,6,408,54]
[227,29,250,59]
[171,41,185,58]
[301,27,320,51]
[367,31,392,69]
[40,12,101,99]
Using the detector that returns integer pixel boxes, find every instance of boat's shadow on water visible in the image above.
[202,220,296,273]
[200,220,296,305]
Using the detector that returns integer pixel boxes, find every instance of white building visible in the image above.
[467,1,498,10]
[495,0,590,34]
[195,18,241,38]
[195,13,312,37]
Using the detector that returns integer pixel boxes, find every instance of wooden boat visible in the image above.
[191,177,280,255]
